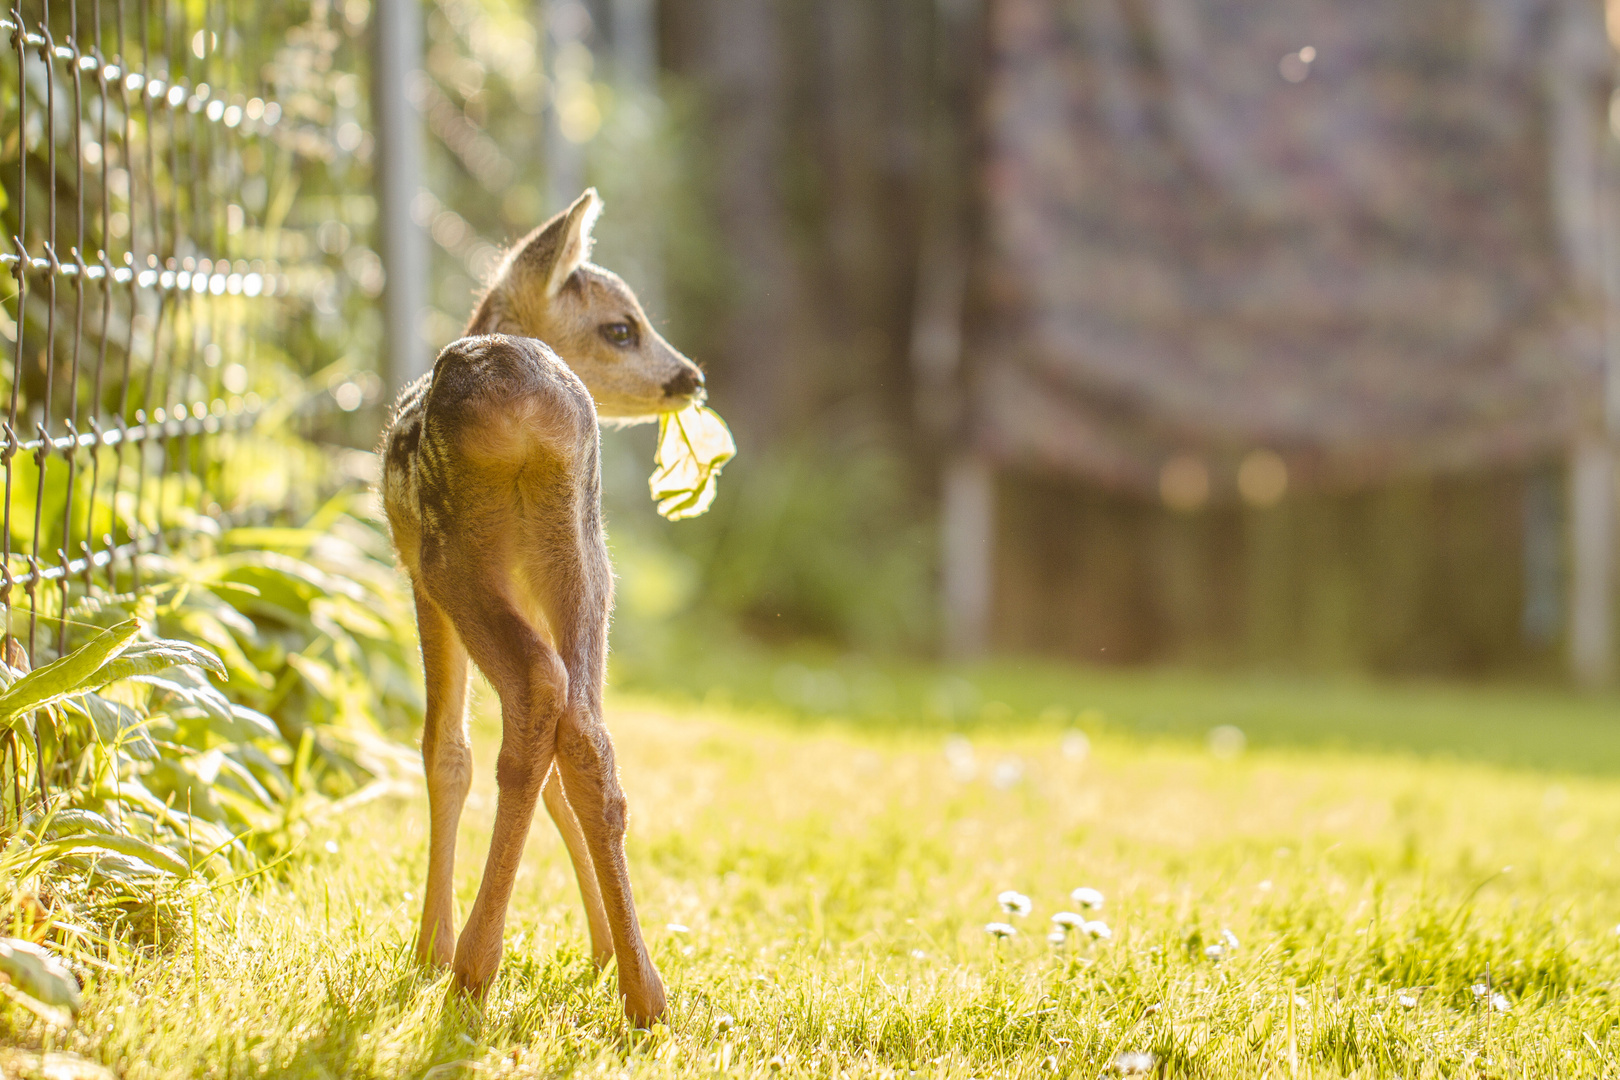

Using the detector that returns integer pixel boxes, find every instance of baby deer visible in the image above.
[380,189,703,1022]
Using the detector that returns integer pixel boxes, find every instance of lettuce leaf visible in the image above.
[649,406,737,520]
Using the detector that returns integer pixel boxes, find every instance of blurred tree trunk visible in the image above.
[660,0,802,446]
[657,0,962,452]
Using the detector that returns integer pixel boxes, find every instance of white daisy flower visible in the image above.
[997,890,1033,916]
[1071,887,1105,910]
[1113,1051,1157,1075]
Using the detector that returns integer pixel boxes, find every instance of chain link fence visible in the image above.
[1,0,375,667]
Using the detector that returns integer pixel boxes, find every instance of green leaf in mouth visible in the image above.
[649,405,737,521]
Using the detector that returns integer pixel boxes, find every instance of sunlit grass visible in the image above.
[9,669,1620,1077]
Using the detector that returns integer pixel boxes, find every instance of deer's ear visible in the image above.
[540,188,602,297]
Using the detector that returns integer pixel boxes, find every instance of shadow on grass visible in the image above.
[260,941,637,1078]
[614,640,1620,778]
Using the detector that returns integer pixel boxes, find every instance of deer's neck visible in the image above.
[464,289,526,337]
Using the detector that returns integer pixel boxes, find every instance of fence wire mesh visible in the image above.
[1,0,375,672]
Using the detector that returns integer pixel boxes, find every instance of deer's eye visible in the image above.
[599,322,637,348]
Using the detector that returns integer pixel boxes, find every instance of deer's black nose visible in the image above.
[663,367,703,398]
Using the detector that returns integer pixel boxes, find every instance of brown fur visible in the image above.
[379,190,703,1022]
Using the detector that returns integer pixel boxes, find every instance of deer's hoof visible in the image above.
[451,934,501,997]
[623,976,667,1026]
[416,921,457,968]
[451,961,496,998]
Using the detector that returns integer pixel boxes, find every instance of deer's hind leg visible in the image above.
[531,523,667,1024]
[423,562,569,996]
[553,715,665,1022]
[414,586,472,967]
[542,767,615,967]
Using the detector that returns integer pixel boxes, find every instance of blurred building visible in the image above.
[922,0,1619,678]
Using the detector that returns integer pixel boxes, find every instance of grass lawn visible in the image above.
[14,658,1620,1078]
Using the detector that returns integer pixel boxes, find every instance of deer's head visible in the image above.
[477,189,704,422]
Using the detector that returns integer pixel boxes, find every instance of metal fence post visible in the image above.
[375,0,429,396]
[544,0,588,214]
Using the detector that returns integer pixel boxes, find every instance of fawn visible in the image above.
[380,189,703,1022]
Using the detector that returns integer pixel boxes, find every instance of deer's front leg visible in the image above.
[555,716,667,1024]
[413,587,472,967]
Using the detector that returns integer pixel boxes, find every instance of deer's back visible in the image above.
[381,334,600,574]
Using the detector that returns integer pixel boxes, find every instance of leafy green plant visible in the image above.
[147,490,423,790]
[0,617,239,924]
[109,494,418,849]
[0,487,421,980]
